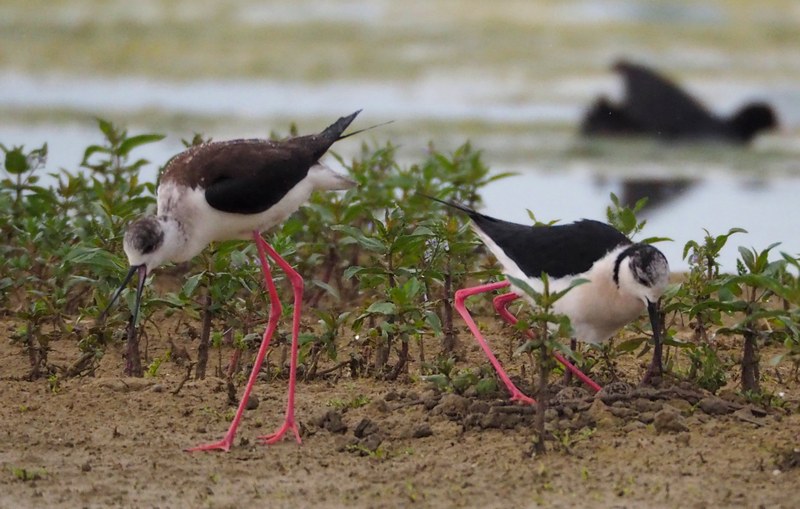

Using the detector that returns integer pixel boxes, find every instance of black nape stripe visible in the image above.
[613,244,642,287]
[614,243,664,287]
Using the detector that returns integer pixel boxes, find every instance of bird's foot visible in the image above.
[257,417,302,445]
[185,434,234,453]
[509,391,536,405]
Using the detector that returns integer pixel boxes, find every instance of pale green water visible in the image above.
[2,0,800,269]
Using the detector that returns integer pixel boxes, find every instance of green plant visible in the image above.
[421,358,498,396]
[676,228,747,343]
[327,394,371,410]
[508,273,587,454]
[47,373,60,394]
[341,207,441,379]
[686,343,728,393]
[299,310,351,378]
[552,427,595,453]
[605,193,670,243]
[713,244,794,393]
[9,466,48,482]
[145,352,169,378]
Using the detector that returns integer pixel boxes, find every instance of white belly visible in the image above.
[156,179,316,261]
[512,276,644,344]
[505,244,646,344]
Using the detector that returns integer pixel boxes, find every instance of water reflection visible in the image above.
[618,177,697,214]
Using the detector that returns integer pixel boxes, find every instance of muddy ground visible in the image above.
[1,315,799,509]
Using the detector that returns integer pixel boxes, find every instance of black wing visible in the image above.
[163,111,361,215]
[471,214,631,279]
[424,196,631,278]
[200,141,314,214]
[615,61,722,137]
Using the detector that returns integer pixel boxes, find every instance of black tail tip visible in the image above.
[324,110,362,139]
[340,109,362,124]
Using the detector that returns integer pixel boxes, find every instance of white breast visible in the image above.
[156,165,340,261]
[484,236,645,345]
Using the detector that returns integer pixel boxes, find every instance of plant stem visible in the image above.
[124,315,143,377]
[387,334,409,380]
[741,325,761,393]
[196,292,212,379]
[441,260,458,354]
[534,341,548,454]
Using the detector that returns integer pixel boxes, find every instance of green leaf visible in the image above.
[550,278,590,301]
[724,273,789,299]
[118,134,166,157]
[4,147,28,174]
[181,272,204,297]
[616,337,646,353]
[82,145,111,166]
[641,236,673,245]
[474,378,498,396]
[768,353,785,367]
[506,275,540,301]
[424,310,442,335]
[64,246,125,273]
[682,240,699,260]
[312,280,341,300]
[662,336,689,348]
[97,118,117,140]
[421,374,449,390]
[410,225,436,237]
[342,265,365,280]
[366,301,397,315]
[343,266,388,280]
[150,295,186,308]
[330,225,387,253]
[738,246,755,271]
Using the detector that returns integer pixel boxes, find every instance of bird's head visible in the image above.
[616,243,669,305]
[730,102,778,142]
[101,216,176,325]
[122,216,172,273]
[616,243,670,343]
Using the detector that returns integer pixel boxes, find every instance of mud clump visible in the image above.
[653,407,689,433]
[316,410,348,434]
[335,418,383,455]
[698,396,735,416]
[432,393,471,417]
[775,448,800,471]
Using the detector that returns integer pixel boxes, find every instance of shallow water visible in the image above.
[2,0,800,271]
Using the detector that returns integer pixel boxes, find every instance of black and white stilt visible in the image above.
[104,111,364,451]
[431,198,670,403]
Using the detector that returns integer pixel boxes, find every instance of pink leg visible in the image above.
[254,236,303,445]
[492,292,602,393]
[455,281,535,405]
[186,231,286,452]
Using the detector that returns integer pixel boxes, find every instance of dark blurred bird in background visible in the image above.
[581,60,778,144]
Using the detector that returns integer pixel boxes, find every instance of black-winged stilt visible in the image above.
[430,197,670,403]
[581,60,778,144]
[104,111,363,451]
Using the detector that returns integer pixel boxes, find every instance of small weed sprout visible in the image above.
[9,466,48,482]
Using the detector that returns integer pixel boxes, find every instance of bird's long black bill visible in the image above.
[131,265,147,329]
[99,265,139,321]
[642,299,663,385]
[99,265,146,323]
